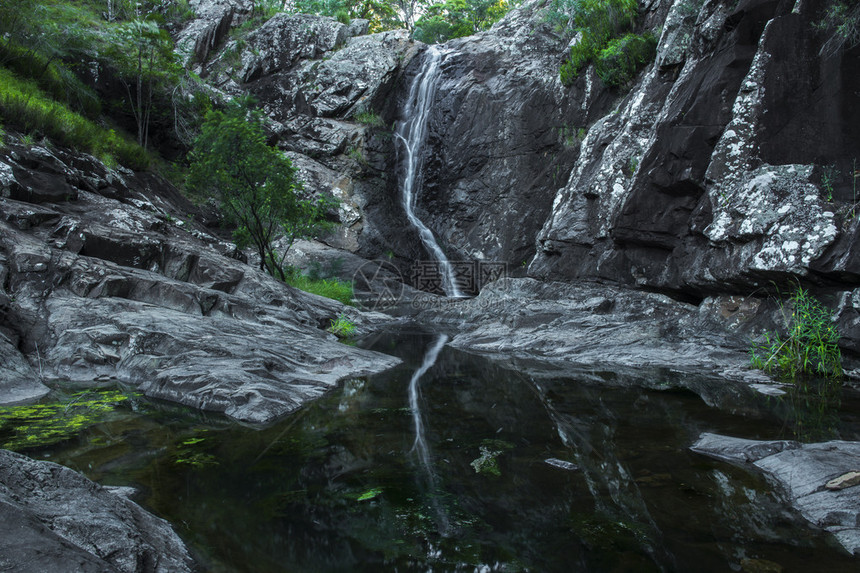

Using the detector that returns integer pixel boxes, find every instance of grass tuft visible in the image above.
[750,286,842,383]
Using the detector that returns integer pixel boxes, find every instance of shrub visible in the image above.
[558,0,640,86]
[594,32,657,87]
[353,110,385,127]
[750,287,842,382]
[188,99,334,281]
[816,1,860,56]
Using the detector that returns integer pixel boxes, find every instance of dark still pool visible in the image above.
[11,328,860,572]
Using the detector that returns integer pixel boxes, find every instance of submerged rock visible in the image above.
[692,432,860,556]
[0,449,194,572]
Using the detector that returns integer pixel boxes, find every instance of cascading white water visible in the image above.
[407,333,450,534]
[395,47,464,298]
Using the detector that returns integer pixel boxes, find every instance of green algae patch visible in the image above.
[173,432,219,468]
[0,389,136,451]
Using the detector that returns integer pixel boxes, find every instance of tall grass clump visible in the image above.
[285,270,354,306]
[0,67,149,169]
[750,286,842,383]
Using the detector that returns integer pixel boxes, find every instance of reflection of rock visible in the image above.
[0,449,194,572]
[692,432,860,555]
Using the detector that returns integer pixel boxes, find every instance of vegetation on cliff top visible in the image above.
[551,0,656,88]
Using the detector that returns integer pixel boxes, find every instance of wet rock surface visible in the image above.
[0,449,193,572]
[0,143,400,422]
[418,277,766,377]
[692,432,860,556]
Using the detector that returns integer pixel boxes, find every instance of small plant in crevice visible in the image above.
[749,286,842,384]
[820,163,838,202]
[328,313,357,338]
[353,111,385,128]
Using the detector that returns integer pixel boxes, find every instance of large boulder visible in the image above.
[692,433,860,556]
[0,449,194,572]
[0,142,400,424]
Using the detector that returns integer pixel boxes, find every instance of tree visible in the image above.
[413,0,514,43]
[188,99,334,281]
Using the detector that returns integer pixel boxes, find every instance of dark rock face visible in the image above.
[182,11,418,259]
[0,449,193,572]
[692,433,860,555]
[530,0,860,297]
[414,1,610,267]
[0,143,400,422]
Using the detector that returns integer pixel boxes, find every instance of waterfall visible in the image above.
[407,333,450,533]
[395,47,464,298]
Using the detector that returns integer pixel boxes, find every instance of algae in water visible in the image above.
[0,389,135,451]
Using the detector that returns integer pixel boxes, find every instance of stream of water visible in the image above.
[9,328,860,572]
[395,47,463,298]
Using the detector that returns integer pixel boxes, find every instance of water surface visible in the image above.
[21,327,860,572]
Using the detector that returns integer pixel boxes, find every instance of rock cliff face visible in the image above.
[394,0,858,302]
[330,0,858,354]
[530,0,860,298]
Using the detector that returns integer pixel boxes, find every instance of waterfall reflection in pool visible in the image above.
[31,328,860,572]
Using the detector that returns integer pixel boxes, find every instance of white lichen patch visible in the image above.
[0,161,15,194]
[708,163,838,273]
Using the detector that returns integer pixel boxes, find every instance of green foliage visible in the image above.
[189,99,334,280]
[354,110,385,127]
[328,313,358,337]
[0,0,189,154]
[750,287,842,383]
[0,67,150,169]
[820,164,838,202]
[0,390,135,451]
[594,32,657,87]
[292,0,400,32]
[413,0,515,43]
[0,40,102,118]
[355,487,383,501]
[557,0,646,86]
[287,272,355,306]
[816,1,860,56]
